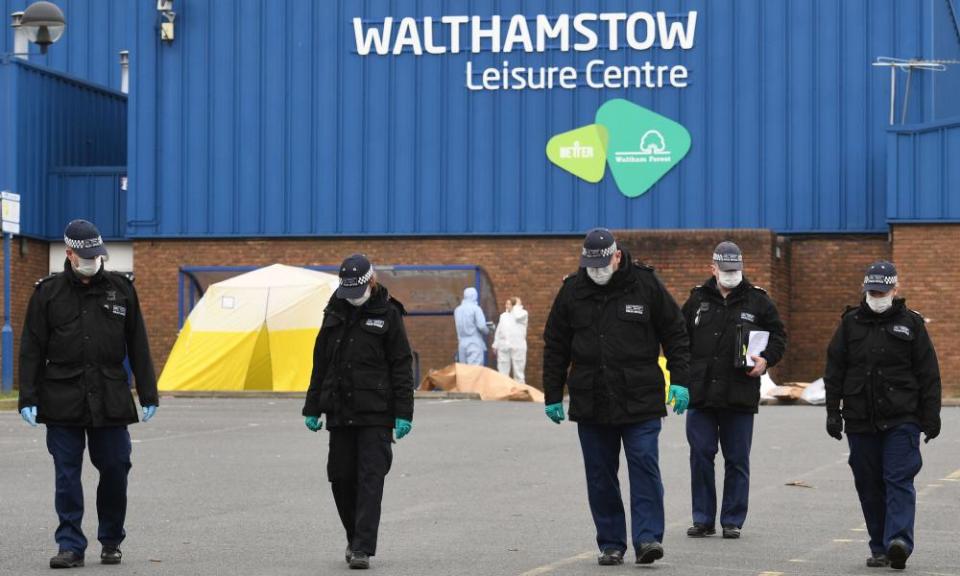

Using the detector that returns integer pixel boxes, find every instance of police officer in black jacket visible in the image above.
[824,261,941,570]
[543,228,691,567]
[680,242,786,540]
[302,254,414,570]
[18,220,158,569]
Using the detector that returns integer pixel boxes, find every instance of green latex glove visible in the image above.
[395,418,412,440]
[667,385,690,415]
[545,403,565,424]
[304,416,322,432]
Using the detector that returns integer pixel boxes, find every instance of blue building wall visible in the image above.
[887,118,960,223]
[1,0,133,92]
[0,58,127,239]
[125,0,957,238]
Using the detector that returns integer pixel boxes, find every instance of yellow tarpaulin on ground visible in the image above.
[158,264,340,392]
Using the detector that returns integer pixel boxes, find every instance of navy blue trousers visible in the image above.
[46,426,132,555]
[847,423,922,557]
[577,419,664,552]
[686,408,754,529]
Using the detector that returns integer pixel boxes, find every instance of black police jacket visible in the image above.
[542,253,690,425]
[18,260,158,427]
[824,299,941,435]
[302,285,414,428]
[681,277,787,413]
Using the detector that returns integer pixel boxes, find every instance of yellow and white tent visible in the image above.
[158,264,340,392]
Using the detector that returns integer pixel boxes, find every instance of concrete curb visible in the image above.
[159,390,483,401]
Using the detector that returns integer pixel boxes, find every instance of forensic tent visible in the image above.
[158,264,340,392]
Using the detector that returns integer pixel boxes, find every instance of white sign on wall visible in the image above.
[1,191,20,235]
[353,11,699,91]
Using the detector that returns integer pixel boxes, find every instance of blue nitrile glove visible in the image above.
[395,418,412,440]
[304,416,322,432]
[667,385,690,415]
[20,406,37,427]
[545,403,565,424]
[142,405,157,423]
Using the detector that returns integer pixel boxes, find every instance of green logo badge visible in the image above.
[546,99,691,198]
[545,124,609,184]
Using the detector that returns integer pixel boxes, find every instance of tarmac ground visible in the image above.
[1,398,958,576]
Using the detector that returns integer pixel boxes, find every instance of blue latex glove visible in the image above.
[395,418,412,440]
[667,385,690,415]
[545,403,565,424]
[142,405,157,422]
[304,416,322,432]
[20,406,37,427]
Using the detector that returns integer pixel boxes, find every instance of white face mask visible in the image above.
[866,292,894,314]
[346,286,372,307]
[74,256,102,277]
[718,270,743,289]
[586,263,615,286]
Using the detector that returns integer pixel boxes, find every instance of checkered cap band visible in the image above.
[582,243,617,260]
[64,235,104,250]
[864,274,897,286]
[340,267,373,288]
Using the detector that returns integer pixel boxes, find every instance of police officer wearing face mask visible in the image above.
[302,254,414,570]
[542,228,691,567]
[680,241,786,541]
[824,261,941,571]
[18,219,158,569]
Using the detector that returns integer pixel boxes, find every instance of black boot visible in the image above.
[345,546,352,564]
[635,542,664,564]
[887,538,909,570]
[598,549,624,566]
[687,523,716,538]
[722,526,741,539]
[49,551,84,569]
[866,554,889,568]
[349,551,370,570]
[100,545,122,565]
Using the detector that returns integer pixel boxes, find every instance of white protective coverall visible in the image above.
[454,287,489,365]
[493,303,529,383]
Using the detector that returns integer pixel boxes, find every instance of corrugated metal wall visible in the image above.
[0,58,126,238]
[1,0,133,92]
[887,118,960,222]
[129,0,949,238]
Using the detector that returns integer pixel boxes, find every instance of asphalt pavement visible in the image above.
[1,398,958,576]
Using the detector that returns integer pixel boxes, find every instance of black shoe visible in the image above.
[598,549,624,566]
[887,538,909,570]
[722,526,741,539]
[50,551,84,569]
[100,545,122,565]
[349,551,370,570]
[635,542,664,564]
[345,546,352,564]
[866,554,890,568]
[687,523,716,538]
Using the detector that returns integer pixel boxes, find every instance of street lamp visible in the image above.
[19,1,65,55]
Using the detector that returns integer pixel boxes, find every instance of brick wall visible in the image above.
[11,231,953,396]
[0,237,54,390]
[893,224,959,397]
[133,231,790,391]
[786,235,891,382]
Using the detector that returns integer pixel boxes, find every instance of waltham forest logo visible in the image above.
[546,99,691,198]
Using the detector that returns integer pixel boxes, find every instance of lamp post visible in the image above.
[18,1,65,55]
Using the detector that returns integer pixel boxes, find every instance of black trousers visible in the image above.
[46,426,132,555]
[327,426,393,555]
